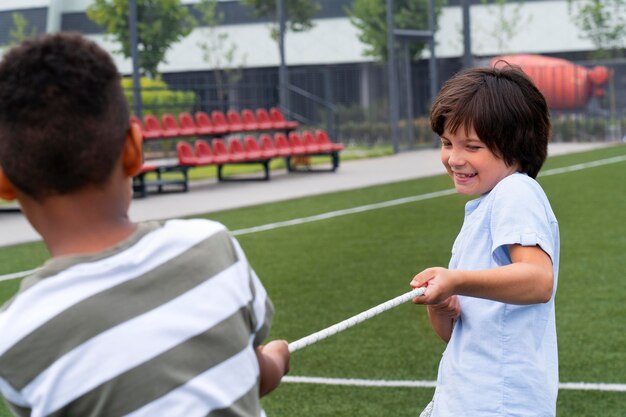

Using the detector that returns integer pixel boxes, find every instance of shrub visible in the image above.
[122,77,196,118]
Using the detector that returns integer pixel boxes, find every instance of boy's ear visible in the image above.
[0,168,17,201]
[122,123,144,177]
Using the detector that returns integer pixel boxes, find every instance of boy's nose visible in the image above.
[447,149,465,167]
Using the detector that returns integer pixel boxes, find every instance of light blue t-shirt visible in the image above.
[431,173,560,417]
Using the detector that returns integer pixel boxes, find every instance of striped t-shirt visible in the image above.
[0,219,274,417]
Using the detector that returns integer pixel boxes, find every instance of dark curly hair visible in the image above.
[0,32,129,201]
[430,64,551,178]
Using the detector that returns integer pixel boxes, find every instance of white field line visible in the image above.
[1,154,625,284]
[232,154,626,237]
[283,376,626,392]
[539,154,626,176]
[232,189,456,236]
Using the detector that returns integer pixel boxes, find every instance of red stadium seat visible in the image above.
[273,133,294,157]
[255,108,275,130]
[270,107,299,130]
[259,134,279,159]
[211,111,230,135]
[287,131,308,155]
[194,140,214,165]
[194,111,215,135]
[213,138,271,182]
[211,138,231,164]
[161,113,181,137]
[226,110,245,133]
[138,163,157,174]
[243,136,265,160]
[241,109,259,131]
[176,141,198,166]
[178,112,199,136]
[302,130,321,153]
[142,115,164,139]
[315,129,344,151]
[227,138,248,163]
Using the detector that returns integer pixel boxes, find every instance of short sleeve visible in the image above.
[489,175,556,265]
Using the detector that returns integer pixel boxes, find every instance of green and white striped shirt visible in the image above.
[0,219,273,416]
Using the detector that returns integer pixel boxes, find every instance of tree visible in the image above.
[348,0,447,62]
[8,13,38,46]
[480,0,531,55]
[567,0,626,59]
[195,0,247,108]
[0,13,38,50]
[240,0,320,35]
[87,0,196,77]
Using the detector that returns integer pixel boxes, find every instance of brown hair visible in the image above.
[430,64,551,178]
[0,32,129,201]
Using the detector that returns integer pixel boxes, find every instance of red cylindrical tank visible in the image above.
[588,66,610,85]
[489,55,609,110]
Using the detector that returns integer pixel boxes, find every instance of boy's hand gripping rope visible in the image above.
[288,287,426,353]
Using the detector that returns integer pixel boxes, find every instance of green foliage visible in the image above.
[347,0,447,62]
[330,103,433,146]
[551,115,625,142]
[567,0,626,59]
[121,76,196,118]
[7,13,38,46]
[240,0,320,33]
[195,0,246,107]
[87,0,196,77]
[480,0,531,54]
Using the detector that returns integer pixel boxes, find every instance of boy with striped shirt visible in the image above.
[0,32,289,416]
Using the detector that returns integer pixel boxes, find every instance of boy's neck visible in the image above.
[20,185,137,258]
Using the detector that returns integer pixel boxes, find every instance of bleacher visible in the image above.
[131,107,344,197]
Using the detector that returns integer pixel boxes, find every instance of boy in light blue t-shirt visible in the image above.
[411,65,559,417]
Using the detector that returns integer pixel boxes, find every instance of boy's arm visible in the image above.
[425,296,460,343]
[255,340,290,397]
[412,244,554,305]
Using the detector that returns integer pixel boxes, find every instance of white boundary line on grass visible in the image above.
[232,154,626,237]
[232,189,457,236]
[539,154,626,176]
[283,376,626,392]
[2,154,626,284]
[2,155,626,392]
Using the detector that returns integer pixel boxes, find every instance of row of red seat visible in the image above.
[134,129,343,192]
[131,107,299,140]
[176,130,343,166]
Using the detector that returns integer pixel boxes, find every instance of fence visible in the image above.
[126,56,626,151]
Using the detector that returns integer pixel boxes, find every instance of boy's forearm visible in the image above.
[427,307,454,343]
[453,262,553,304]
[255,342,290,397]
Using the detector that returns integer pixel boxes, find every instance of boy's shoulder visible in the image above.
[158,218,229,236]
[133,218,234,254]
[15,219,232,293]
[488,173,556,220]
[492,172,545,199]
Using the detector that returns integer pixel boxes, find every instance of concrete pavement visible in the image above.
[0,142,609,246]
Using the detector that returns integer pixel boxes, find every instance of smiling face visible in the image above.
[440,125,520,196]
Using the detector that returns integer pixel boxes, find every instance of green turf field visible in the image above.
[1,144,625,416]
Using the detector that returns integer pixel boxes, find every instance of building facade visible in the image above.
[1,1,622,145]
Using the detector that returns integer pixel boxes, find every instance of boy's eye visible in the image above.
[467,145,482,151]
[441,140,452,148]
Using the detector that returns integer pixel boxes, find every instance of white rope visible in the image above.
[288,287,426,353]
[2,155,625,284]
